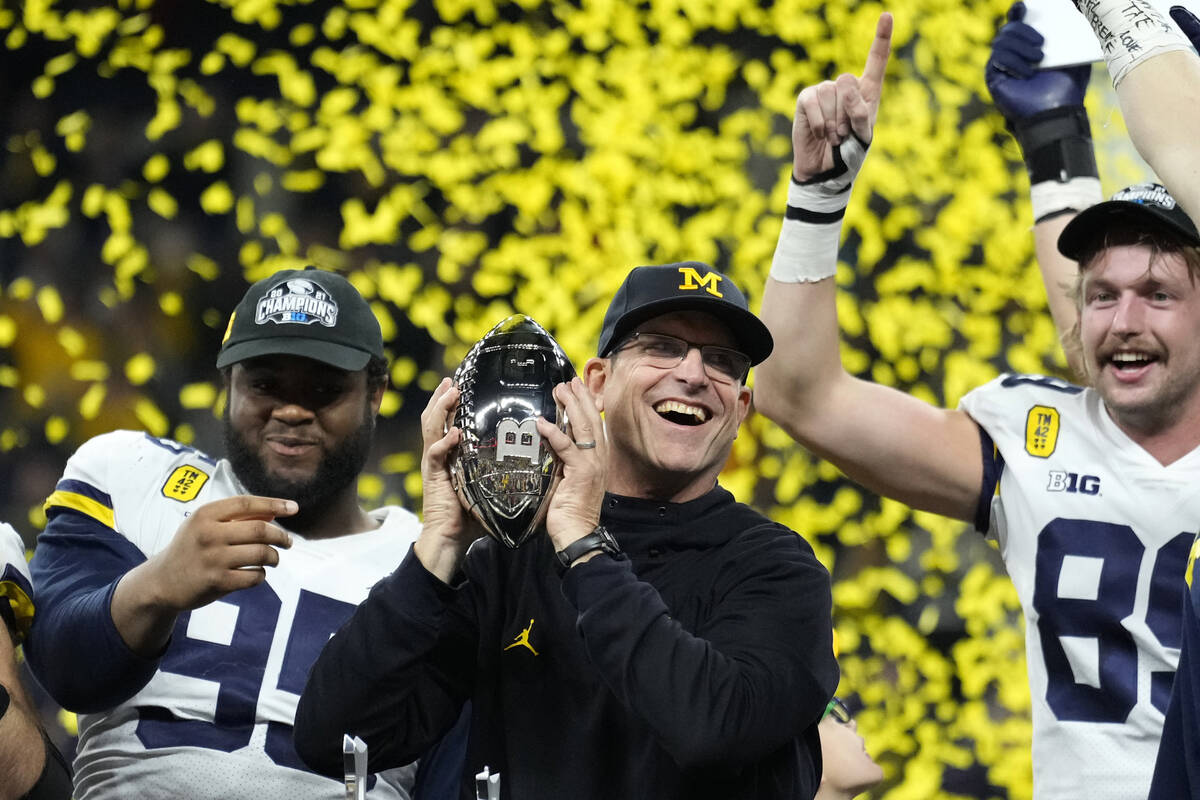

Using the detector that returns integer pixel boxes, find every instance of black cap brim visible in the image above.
[215,337,373,371]
[602,295,774,365]
[1058,201,1200,261]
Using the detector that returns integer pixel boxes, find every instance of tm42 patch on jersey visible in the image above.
[162,466,210,502]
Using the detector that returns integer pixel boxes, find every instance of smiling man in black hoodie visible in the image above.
[295,262,838,799]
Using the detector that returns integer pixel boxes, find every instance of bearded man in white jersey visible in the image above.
[1052,1,1200,795]
[24,267,424,799]
[753,12,1200,799]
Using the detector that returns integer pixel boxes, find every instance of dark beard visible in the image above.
[222,404,375,531]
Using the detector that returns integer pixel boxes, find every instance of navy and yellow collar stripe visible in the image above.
[44,479,115,530]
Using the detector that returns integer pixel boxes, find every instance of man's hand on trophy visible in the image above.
[792,11,891,183]
[415,377,477,583]
[536,377,607,553]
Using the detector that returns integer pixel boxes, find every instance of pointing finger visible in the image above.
[860,12,893,103]
[209,495,298,523]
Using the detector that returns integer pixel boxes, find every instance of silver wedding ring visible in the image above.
[574,440,598,449]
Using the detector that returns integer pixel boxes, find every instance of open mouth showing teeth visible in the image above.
[1109,352,1157,371]
[654,400,708,426]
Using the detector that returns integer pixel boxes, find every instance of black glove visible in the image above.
[986,2,1098,211]
[987,2,1090,125]
[1170,5,1200,50]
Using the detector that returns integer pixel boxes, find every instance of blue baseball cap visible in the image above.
[597,262,774,365]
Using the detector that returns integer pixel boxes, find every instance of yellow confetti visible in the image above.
[125,353,157,385]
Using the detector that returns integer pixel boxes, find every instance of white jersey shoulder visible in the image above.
[960,373,1200,800]
[56,431,420,799]
[0,522,33,639]
[0,522,30,583]
[49,429,226,556]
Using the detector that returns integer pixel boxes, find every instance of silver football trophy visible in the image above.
[451,314,576,548]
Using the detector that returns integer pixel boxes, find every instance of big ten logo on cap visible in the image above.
[676,265,724,297]
[1025,405,1060,458]
[162,465,210,502]
[257,278,339,327]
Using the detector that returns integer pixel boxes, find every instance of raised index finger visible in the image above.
[859,12,893,99]
[207,495,298,522]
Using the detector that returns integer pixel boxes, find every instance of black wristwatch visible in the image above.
[555,525,621,569]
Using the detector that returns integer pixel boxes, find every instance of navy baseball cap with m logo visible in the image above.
[597,262,774,365]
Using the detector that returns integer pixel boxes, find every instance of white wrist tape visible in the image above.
[1076,0,1192,86]
[769,135,868,283]
[1030,176,1104,223]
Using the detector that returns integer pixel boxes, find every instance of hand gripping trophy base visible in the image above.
[450,315,577,548]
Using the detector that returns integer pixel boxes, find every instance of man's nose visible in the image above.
[271,398,318,422]
[1111,293,1145,335]
[674,346,710,383]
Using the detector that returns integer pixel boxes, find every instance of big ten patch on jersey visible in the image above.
[962,374,1200,730]
[131,507,417,776]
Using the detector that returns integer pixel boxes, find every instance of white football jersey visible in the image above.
[42,430,419,800]
[961,374,1200,800]
[0,521,33,639]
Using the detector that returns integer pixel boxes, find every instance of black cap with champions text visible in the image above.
[216,267,384,371]
[1058,182,1200,262]
[597,262,774,365]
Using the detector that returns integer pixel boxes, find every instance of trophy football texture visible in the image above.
[451,315,577,548]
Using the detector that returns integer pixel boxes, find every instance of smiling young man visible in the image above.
[294,262,838,799]
[753,13,1200,800]
[24,268,422,799]
[1055,2,1200,796]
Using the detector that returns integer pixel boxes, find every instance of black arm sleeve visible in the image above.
[562,525,838,768]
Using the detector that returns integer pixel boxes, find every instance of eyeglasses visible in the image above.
[823,696,852,724]
[612,332,751,384]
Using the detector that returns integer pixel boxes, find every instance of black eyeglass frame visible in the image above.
[823,696,853,724]
[611,331,751,384]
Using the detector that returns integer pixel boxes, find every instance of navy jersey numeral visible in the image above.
[1033,518,1189,722]
[135,584,357,771]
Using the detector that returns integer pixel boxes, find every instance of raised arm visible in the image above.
[1075,2,1200,219]
[985,1,1102,378]
[756,12,983,521]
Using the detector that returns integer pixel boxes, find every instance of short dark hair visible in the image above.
[365,354,389,392]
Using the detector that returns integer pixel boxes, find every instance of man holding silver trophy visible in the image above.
[295,262,839,798]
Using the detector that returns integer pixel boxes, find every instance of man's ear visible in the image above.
[582,357,609,412]
[368,376,387,416]
[735,382,752,424]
